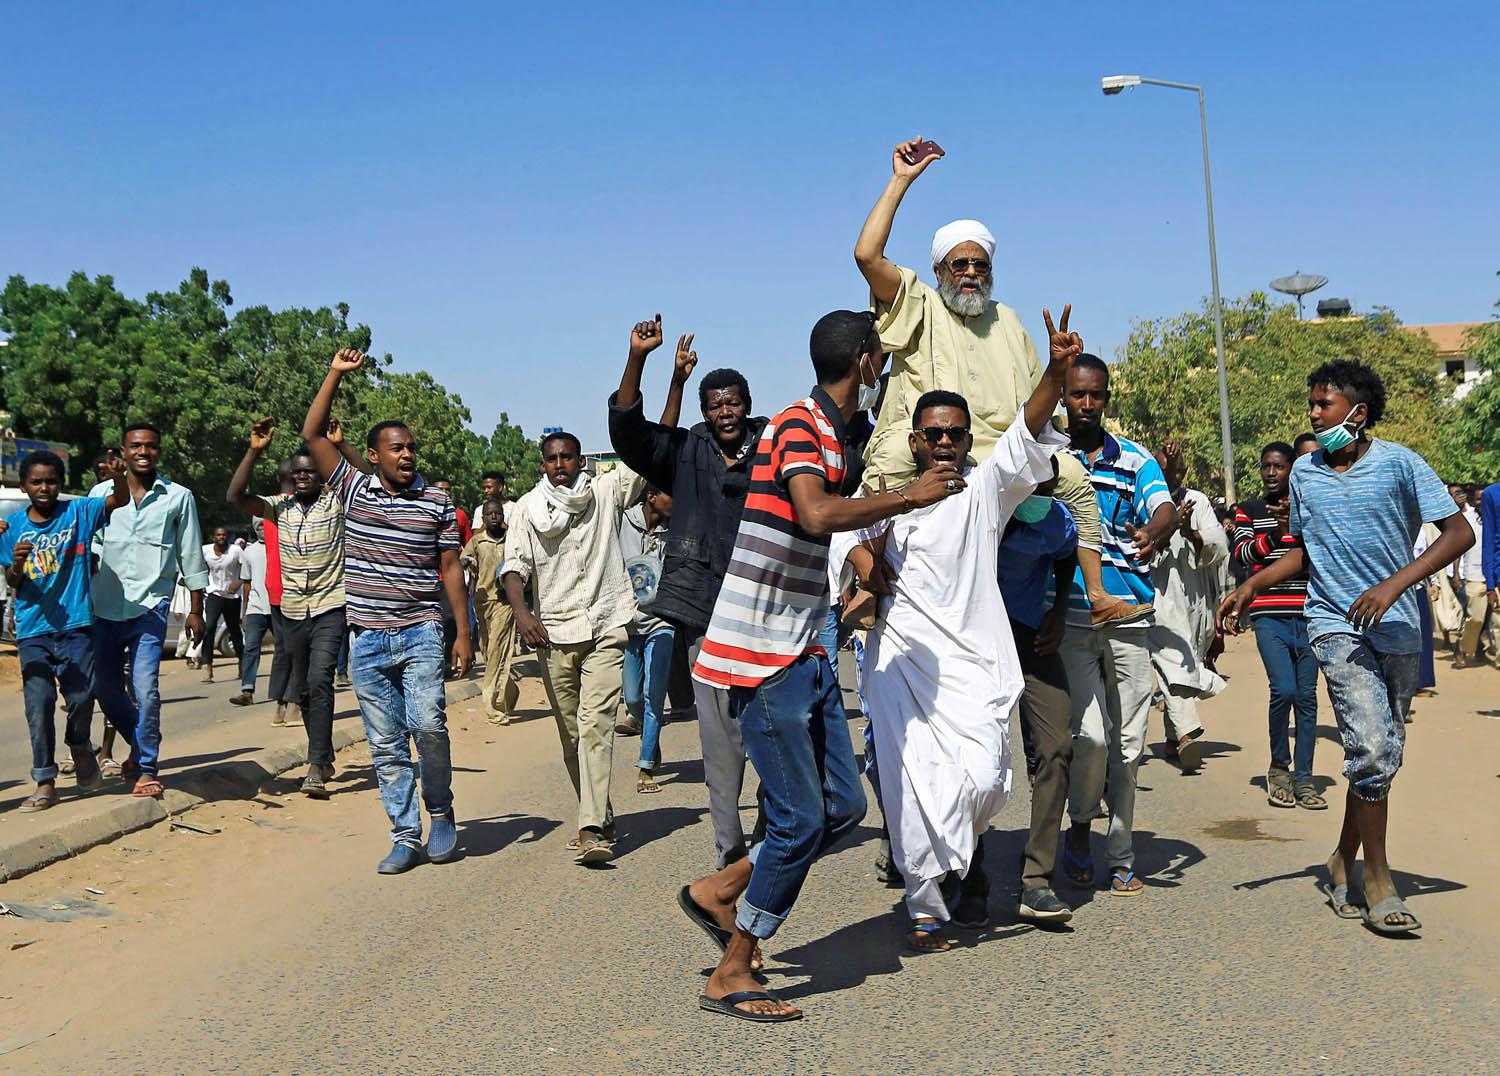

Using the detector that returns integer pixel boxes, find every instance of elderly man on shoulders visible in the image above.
[854,137,1147,626]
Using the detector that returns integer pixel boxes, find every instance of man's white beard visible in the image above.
[938,273,992,318]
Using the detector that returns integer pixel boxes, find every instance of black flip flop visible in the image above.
[677,885,731,952]
[698,990,801,1023]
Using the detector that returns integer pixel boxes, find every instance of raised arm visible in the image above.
[1022,306,1080,436]
[226,417,276,518]
[855,138,944,306]
[302,349,365,479]
[660,331,698,428]
[615,314,666,412]
[327,418,370,475]
[100,454,130,516]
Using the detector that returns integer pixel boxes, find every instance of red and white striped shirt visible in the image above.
[693,389,847,689]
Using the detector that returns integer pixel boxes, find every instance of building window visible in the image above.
[1446,359,1466,382]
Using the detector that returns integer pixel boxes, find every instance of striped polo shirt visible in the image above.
[329,459,459,630]
[1230,499,1307,619]
[694,388,847,689]
[264,488,347,620]
[1055,432,1172,627]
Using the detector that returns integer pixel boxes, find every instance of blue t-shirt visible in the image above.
[1060,433,1173,626]
[0,497,109,640]
[1001,501,1079,630]
[1290,439,1456,654]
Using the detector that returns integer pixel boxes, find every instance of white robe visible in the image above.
[1148,488,1228,700]
[831,422,1067,910]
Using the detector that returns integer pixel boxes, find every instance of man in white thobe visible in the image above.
[1148,444,1228,772]
[834,306,1079,950]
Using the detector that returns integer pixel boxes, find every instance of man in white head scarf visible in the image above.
[853,137,1152,627]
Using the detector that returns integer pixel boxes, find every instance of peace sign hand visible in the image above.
[672,333,698,386]
[629,314,665,360]
[1041,305,1082,372]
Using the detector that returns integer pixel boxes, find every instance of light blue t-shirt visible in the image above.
[0,497,109,640]
[1290,438,1456,654]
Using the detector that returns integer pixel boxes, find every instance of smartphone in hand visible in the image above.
[902,140,943,166]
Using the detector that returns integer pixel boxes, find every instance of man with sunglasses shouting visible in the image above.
[829,306,1079,954]
[854,137,1149,629]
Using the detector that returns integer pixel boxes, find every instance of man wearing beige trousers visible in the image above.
[503,399,647,866]
[462,499,520,724]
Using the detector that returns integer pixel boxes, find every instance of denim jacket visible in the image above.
[607,393,768,632]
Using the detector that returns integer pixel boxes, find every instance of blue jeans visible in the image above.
[623,628,674,772]
[241,613,272,694]
[94,600,169,775]
[336,624,351,679]
[19,628,97,783]
[1251,616,1319,782]
[731,653,867,940]
[1416,584,1437,690]
[351,621,453,846]
[1311,633,1417,802]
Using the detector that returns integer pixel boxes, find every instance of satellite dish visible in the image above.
[1269,271,1329,320]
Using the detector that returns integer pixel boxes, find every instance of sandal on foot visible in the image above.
[132,776,165,798]
[1063,845,1094,887]
[1294,781,1328,810]
[574,833,615,865]
[99,757,122,778]
[637,771,662,794]
[1109,867,1144,896]
[19,789,59,812]
[677,885,733,951]
[905,918,954,954]
[1317,881,1366,920]
[1267,769,1296,809]
[1363,895,1421,936]
[698,990,801,1023]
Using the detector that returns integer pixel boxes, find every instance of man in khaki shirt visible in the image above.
[855,137,1149,626]
[503,430,645,866]
[461,499,519,725]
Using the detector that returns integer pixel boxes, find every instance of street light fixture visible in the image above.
[1100,73,1236,502]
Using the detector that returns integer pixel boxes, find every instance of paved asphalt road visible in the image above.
[2,638,1498,1073]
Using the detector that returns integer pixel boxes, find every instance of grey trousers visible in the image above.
[685,630,750,867]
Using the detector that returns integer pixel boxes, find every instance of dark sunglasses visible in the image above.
[947,258,991,274]
[918,425,969,446]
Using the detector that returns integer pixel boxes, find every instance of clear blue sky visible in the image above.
[6,2,1497,449]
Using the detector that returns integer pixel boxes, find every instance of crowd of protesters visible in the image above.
[4,137,1492,1023]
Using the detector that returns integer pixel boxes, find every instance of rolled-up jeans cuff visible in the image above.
[734,896,786,940]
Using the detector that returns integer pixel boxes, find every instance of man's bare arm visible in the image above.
[302,350,365,479]
[854,138,944,306]
[786,464,963,538]
[227,417,275,518]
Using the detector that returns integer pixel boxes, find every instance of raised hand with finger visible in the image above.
[1041,305,1083,374]
[248,416,276,452]
[672,332,698,387]
[629,314,665,360]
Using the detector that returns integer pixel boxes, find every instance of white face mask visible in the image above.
[855,354,881,412]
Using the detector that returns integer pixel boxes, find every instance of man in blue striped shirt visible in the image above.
[1053,354,1179,896]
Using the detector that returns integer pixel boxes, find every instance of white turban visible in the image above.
[931,219,996,268]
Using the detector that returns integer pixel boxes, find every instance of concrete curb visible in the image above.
[0,679,482,883]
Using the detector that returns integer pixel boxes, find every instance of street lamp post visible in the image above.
[1102,74,1235,503]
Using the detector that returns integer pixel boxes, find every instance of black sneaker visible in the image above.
[1019,886,1074,923]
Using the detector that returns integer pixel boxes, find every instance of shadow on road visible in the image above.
[615,804,709,858]
[762,912,906,1001]
[1232,863,1467,904]
[459,812,562,858]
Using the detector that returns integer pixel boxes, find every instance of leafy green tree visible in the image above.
[1111,293,1455,500]
[1438,302,1500,483]
[2,267,545,531]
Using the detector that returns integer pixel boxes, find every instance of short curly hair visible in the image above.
[1307,359,1386,427]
